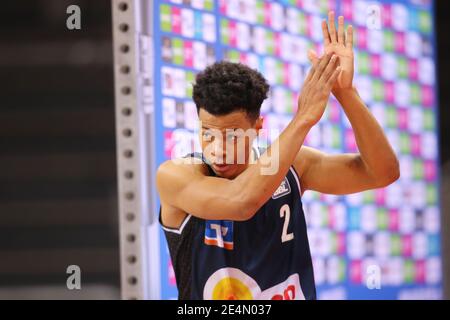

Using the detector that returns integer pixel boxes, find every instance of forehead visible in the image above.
[198,108,253,130]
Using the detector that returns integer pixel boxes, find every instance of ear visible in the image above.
[255,115,263,134]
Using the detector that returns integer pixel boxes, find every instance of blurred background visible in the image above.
[0,0,448,299]
[0,0,119,299]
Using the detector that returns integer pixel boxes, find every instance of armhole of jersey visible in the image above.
[254,146,301,196]
[158,151,206,235]
[289,166,303,198]
[160,210,192,235]
[253,145,261,160]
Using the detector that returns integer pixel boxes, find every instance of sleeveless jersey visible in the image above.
[160,148,316,300]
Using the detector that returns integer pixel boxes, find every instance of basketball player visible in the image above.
[156,12,399,300]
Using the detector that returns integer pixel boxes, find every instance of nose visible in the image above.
[211,139,225,163]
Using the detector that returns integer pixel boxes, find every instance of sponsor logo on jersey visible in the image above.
[203,268,305,300]
[272,177,291,199]
[204,220,234,250]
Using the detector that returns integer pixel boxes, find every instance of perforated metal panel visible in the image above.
[112,0,159,300]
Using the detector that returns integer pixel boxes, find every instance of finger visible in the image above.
[328,11,337,43]
[321,20,331,46]
[338,16,345,44]
[307,49,319,64]
[304,53,322,83]
[303,60,317,83]
[311,53,333,82]
[326,66,342,88]
[319,54,338,83]
[346,25,353,48]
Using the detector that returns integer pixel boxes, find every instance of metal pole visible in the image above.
[112,0,159,300]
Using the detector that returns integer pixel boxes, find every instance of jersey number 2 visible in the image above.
[280,204,294,243]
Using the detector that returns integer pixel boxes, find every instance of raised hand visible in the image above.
[308,11,354,91]
[296,53,341,127]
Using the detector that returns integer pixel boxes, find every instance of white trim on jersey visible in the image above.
[161,214,192,235]
[254,145,301,196]
[289,166,303,197]
[253,145,261,159]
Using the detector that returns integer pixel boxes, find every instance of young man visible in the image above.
[156,13,399,300]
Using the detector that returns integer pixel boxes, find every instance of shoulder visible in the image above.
[157,157,209,229]
[157,156,209,179]
[156,157,209,194]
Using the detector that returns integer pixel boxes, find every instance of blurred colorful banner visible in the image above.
[151,0,441,299]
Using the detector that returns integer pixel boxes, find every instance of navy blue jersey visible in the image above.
[160,148,316,300]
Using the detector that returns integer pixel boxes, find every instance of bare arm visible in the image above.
[295,143,398,196]
[333,87,399,183]
[157,117,311,222]
[157,54,341,221]
[296,12,399,196]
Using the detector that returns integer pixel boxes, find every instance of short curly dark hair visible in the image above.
[192,61,270,122]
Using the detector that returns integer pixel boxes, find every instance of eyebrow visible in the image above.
[201,126,239,131]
